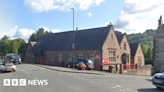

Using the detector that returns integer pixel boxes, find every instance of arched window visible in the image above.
[124,44,126,50]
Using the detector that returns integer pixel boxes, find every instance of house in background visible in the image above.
[129,43,145,66]
[25,23,145,73]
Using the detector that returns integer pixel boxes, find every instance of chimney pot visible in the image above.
[109,22,112,25]
[158,15,163,26]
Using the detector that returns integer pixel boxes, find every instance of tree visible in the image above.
[147,48,153,59]
[28,27,52,42]
[140,44,149,58]
[9,40,18,54]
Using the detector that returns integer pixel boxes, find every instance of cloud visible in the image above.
[87,12,92,17]
[110,0,164,34]
[122,0,164,14]
[13,28,36,41]
[42,26,60,33]
[0,25,18,40]
[24,0,105,13]
[0,25,60,42]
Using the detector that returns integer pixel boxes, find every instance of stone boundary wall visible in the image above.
[122,64,153,76]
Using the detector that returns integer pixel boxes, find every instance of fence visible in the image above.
[123,64,137,70]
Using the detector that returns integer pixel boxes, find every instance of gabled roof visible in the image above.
[33,25,112,54]
[129,43,139,57]
[116,34,124,45]
[30,42,42,55]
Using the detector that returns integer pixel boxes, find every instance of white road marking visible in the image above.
[112,86,116,88]
[34,76,38,79]
[26,72,29,74]
[115,85,121,87]
[119,89,125,91]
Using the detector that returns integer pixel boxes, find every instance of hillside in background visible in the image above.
[126,29,155,49]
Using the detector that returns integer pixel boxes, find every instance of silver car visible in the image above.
[0,62,16,73]
[152,73,164,89]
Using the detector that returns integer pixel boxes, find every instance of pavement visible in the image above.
[30,63,118,76]
[0,63,163,92]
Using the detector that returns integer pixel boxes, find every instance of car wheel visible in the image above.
[156,86,162,89]
[67,64,71,68]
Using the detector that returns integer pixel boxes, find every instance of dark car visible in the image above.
[6,53,21,65]
[67,59,94,70]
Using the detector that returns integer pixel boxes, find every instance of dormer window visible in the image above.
[124,44,126,50]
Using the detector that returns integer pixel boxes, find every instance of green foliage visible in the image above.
[147,48,153,59]
[0,37,27,59]
[28,27,52,42]
[126,29,155,48]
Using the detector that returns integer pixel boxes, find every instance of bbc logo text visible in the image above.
[4,79,48,86]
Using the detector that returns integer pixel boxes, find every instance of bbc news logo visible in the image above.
[3,79,48,86]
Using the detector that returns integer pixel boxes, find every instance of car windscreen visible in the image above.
[5,62,14,66]
[11,54,19,59]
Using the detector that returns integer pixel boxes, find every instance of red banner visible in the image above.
[103,58,109,64]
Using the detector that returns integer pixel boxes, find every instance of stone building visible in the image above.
[25,23,145,72]
[153,16,164,72]
[129,43,145,66]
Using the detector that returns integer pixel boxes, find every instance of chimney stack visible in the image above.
[109,22,112,25]
[158,15,163,26]
[76,27,78,31]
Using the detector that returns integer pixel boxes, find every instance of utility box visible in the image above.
[108,66,114,73]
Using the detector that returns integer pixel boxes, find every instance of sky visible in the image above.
[0,0,164,42]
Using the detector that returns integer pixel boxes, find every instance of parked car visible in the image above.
[6,53,21,64]
[67,59,94,70]
[152,73,164,89]
[0,62,16,73]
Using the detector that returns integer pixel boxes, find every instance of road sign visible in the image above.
[95,55,100,59]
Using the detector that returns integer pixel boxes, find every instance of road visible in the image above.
[0,63,163,92]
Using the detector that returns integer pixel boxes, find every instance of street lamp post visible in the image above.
[70,8,75,69]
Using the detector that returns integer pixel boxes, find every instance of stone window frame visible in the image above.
[109,51,116,62]
[68,53,72,62]
[58,53,62,61]
[89,53,95,62]
[50,53,54,61]
[78,53,83,59]
[124,44,126,50]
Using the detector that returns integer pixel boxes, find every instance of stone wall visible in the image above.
[153,38,164,73]
[122,64,153,76]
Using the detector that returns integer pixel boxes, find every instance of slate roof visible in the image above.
[30,42,42,55]
[116,34,124,45]
[129,43,139,57]
[31,25,112,55]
